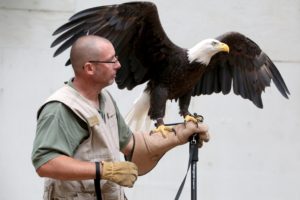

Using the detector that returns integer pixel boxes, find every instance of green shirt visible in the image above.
[31,82,132,170]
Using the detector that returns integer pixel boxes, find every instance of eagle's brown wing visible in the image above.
[192,32,290,108]
[51,2,179,90]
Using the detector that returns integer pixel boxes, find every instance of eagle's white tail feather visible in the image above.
[125,91,153,132]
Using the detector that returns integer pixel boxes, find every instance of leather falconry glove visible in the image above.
[101,161,138,187]
[131,121,209,175]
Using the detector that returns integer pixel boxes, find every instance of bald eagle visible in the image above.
[51,1,290,134]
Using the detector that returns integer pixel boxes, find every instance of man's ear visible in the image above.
[83,62,95,75]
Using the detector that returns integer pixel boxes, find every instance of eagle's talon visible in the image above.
[172,127,177,135]
[152,124,173,138]
[193,113,204,123]
[184,113,204,126]
[184,115,199,123]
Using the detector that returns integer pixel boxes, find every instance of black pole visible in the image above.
[190,134,199,200]
[169,113,203,200]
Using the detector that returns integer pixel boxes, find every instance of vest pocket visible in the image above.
[101,180,123,200]
[43,181,54,200]
[106,112,118,132]
[73,192,95,200]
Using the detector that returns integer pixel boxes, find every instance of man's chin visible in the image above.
[108,79,115,86]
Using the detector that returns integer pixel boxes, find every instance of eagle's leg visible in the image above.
[148,86,173,137]
[178,92,201,125]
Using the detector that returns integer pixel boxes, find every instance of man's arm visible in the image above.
[36,155,137,187]
[33,102,137,187]
[36,155,96,180]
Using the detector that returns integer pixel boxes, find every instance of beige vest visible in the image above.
[40,85,125,200]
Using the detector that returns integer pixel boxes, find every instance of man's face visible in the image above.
[92,42,121,87]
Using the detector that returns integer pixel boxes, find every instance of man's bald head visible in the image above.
[70,35,112,73]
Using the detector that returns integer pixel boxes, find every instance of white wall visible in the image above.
[0,0,299,199]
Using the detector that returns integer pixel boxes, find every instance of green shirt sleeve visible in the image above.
[31,102,89,169]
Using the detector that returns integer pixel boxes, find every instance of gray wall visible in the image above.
[0,0,299,199]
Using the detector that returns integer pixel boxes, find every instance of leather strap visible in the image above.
[94,162,102,200]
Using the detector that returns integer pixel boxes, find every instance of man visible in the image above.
[32,35,209,200]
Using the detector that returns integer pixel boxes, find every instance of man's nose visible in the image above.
[115,61,121,70]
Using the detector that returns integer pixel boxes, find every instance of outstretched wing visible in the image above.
[51,2,178,90]
[192,32,290,108]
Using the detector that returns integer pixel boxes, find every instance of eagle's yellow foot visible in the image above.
[152,124,174,138]
[184,115,198,123]
[184,114,203,125]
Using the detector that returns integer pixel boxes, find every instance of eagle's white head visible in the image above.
[187,39,230,65]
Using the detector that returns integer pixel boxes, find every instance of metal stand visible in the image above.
[190,134,199,200]
[174,133,200,200]
[166,113,203,200]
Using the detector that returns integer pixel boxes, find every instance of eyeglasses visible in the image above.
[88,56,119,64]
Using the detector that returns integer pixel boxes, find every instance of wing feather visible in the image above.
[51,23,86,48]
[219,62,232,94]
[69,6,109,21]
[53,33,86,57]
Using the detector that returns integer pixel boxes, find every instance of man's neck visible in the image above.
[72,77,102,109]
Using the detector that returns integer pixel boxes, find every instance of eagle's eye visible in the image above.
[211,41,218,46]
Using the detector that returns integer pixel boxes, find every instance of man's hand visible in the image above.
[174,121,210,147]
[101,161,138,187]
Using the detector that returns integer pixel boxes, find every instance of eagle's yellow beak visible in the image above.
[218,42,230,53]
